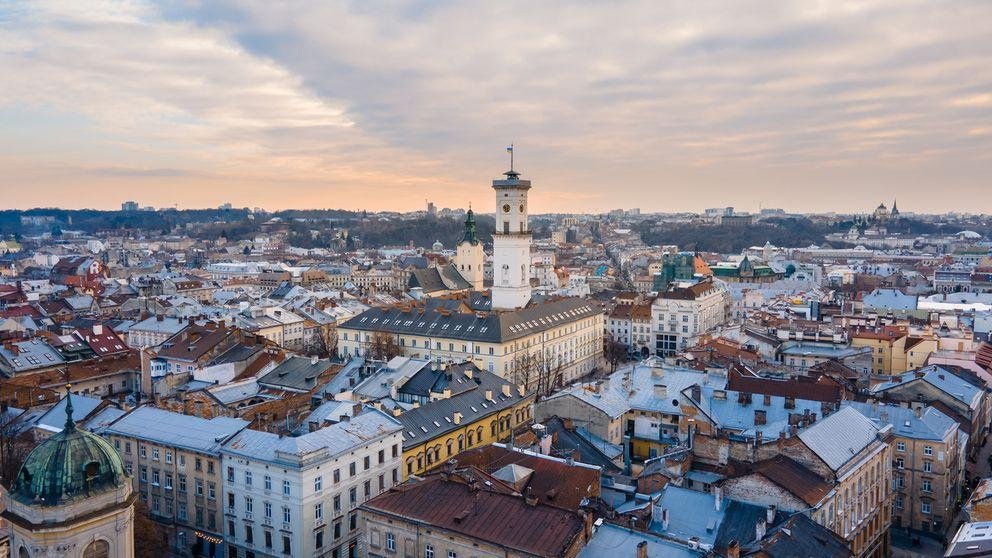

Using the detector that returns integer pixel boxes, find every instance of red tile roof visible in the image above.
[362,468,586,557]
[448,445,600,512]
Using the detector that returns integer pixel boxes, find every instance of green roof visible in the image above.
[13,395,126,506]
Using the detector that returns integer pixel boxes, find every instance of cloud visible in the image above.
[1,0,991,212]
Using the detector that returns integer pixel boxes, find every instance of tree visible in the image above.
[509,351,566,398]
[0,405,33,489]
[604,336,628,373]
[366,330,402,361]
[133,500,170,557]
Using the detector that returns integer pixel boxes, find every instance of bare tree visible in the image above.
[0,404,33,489]
[604,335,628,373]
[509,351,567,398]
[366,329,402,361]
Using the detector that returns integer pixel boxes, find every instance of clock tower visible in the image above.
[491,161,532,311]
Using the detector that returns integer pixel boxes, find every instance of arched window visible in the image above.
[83,540,110,558]
[457,434,465,452]
[446,439,453,457]
[19,547,29,558]
[476,426,484,442]
[490,421,497,437]
[406,457,415,476]
[467,431,474,447]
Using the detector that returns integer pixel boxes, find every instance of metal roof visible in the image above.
[104,406,248,454]
[798,406,881,472]
[222,409,402,465]
[579,523,701,558]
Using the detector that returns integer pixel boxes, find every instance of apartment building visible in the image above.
[104,406,249,558]
[847,401,964,535]
[221,409,404,558]
[651,278,729,356]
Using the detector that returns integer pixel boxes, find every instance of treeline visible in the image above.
[637,217,841,253]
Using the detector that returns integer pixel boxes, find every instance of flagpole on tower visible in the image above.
[507,144,514,172]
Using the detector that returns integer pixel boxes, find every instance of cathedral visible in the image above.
[3,393,135,558]
[339,161,604,389]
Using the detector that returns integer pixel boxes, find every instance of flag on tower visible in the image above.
[506,145,513,153]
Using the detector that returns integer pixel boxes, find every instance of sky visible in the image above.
[1,1,990,214]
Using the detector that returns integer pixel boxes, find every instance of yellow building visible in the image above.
[851,325,939,375]
[390,363,534,478]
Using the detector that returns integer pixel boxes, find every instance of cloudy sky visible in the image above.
[2,1,990,213]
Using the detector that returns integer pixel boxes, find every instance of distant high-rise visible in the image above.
[121,200,138,211]
[426,200,437,217]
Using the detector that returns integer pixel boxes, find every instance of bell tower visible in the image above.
[455,207,485,290]
[491,147,532,310]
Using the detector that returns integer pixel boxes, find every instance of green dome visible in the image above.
[13,396,126,506]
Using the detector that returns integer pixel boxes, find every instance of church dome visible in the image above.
[12,395,126,506]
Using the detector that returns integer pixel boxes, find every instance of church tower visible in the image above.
[455,207,485,290]
[491,150,532,311]
[5,392,135,558]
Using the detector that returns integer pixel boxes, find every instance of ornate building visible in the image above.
[3,394,135,558]
[454,208,484,291]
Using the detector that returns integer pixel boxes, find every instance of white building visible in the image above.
[221,409,404,558]
[651,279,730,356]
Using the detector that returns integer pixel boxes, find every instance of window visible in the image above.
[265,501,272,519]
[140,467,147,483]
[264,475,272,490]
[349,462,356,476]
[245,496,253,514]
[283,480,291,496]
[165,474,173,490]
[364,480,371,499]
[425,545,435,558]
[364,455,371,470]
[165,450,173,464]
[334,494,341,512]
[924,445,933,456]
[896,458,905,469]
[386,533,396,552]
[922,502,931,514]
[923,461,933,473]
[227,466,234,482]
[245,471,252,486]
[140,445,147,458]
[179,475,187,493]
[228,493,235,510]
[265,531,272,549]
[282,536,291,555]
[350,487,357,504]
[922,479,933,492]
[315,503,323,521]
[152,470,160,485]
[315,476,323,491]
[448,551,457,558]
[896,442,905,452]
[153,448,160,461]
[195,457,203,472]
[245,525,253,544]
[333,468,341,483]
[195,479,204,496]
[82,540,110,558]
[316,530,324,549]
[283,506,291,524]
[178,502,188,521]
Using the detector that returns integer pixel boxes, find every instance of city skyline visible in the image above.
[2,1,991,213]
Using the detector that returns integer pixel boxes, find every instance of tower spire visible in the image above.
[64,384,75,430]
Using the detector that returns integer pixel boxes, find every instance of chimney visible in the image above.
[339,414,350,422]
[308,421,319,433]
[755,518,767,540]
[762,394,771,406]
[713,485,723,511]
[727,541,740,558]
[653,384,668,398]
[311,355,319,365]
[754,409,767,426]
[485,390,493,401]
[156,314,164,322]
[501,384,511,397]
[915,406,923,419]
[453,412,462,425]
[784,396,796,409]
[767,505,776,524]
[660,508,670,531]
[691,384,702,402]
[636,541,648,558]
[92,324,103,335]
[517,385,526,397]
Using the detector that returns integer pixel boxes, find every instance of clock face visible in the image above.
[502,204,511,213]
[519,204,525,213]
